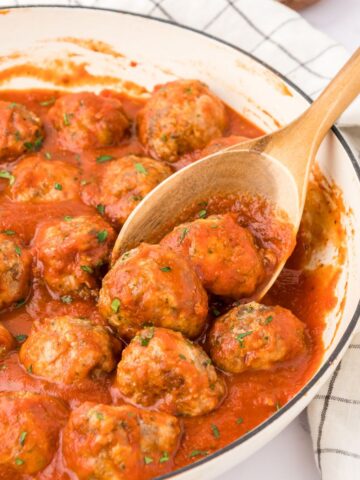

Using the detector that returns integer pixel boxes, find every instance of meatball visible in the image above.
[138,79,227,162]
[0,101,43,161]
[19,315,120,384]
[208,302,307,373]
[0,233,32,310]
[0,324,14,357]
[115,327,225,416]
[63,402,180,480]
[161,213,264,299]
[48,92,129,151]
[33,214,116,299]
[9,155,80,202]
[0,392,68,476]
[82,155,171,227]
[98,243,208,340]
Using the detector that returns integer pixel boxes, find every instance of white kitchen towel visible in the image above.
[2,1,360,479]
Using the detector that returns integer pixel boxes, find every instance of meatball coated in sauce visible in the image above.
[0,101,43,161]
[19,315,120,384]
[208,302,307,374]
[181,134,248,164]
[98,243,208,340]
[138,80,227,162]
[48,92,129,151]
[62,402,181,480]
[115,327,225,416]
[33,214,115,299]
[82,155,171,227]
[0,392,68,476]
[0,233,32,311]
[161,213,264,299]
[0,324,14,357]
[9,155,80,202]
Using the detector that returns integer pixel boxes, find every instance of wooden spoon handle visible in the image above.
[293,47,360,152]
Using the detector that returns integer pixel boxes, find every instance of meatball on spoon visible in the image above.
[112,49,360,299]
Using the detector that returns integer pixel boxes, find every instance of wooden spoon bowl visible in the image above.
[112,48,360,299]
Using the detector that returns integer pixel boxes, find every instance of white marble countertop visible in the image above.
[224,1,359,478]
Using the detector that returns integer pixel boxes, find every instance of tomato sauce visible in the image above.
[0,90,345,479]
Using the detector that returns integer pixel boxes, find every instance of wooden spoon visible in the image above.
[112,48,360,299]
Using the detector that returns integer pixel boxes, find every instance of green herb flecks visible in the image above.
[111,298,121,313]
[160,266,171,272]
[96,154,114,164]
[15,334,28,343]
[159,451,169,463]
[60,295,73,304]
[144,456,153,465]
[0,170,15,186]
[97,230,108,243]
[139,327,154,347]
[19,431,27,446]
[54,183,62,191]
[96,204,105,215]
[135,163,148,175]
[81,265,94,274]
[211,424,220,439]
[189,450,208,458]
[236,330,253,348]
[198,209,207,219]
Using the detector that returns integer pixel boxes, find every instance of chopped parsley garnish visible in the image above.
[60,295,73,304]
[132,195,143,202]
[44,152,52,160]
[161,134,168,142]
[0,170,15,186]
[95,411,104,420]
[275,401,281,411]
[81,265,93,274]
[96,154,114,164]
[179,227,189,244]
[63,113,71,126]
[159,451,169,463]
[236,331,253,348]
[15,334,28,343]
[160,266,171,272]
[212,308,221,317]
[19,431,27,446]
[236,417,244,424]
[198,209,207,219]
[144,456,153,465]
[179,354,187,360]
[211,424,220,439]
[54,183,62,190]
[14,299,26,309]
[63,216,73,222]
[8,102,18,109]
[97,230,108,243]
[264,315,273,325]
[139,327,154,347]
[111,298,121,313]
[27,365,33,374]
[189,450,208,458]
[14,457,24,466]
[39,98,55,107]
[96,204,105,215]
[24,136,43,152]
[15,130,21,141]
[3,229,15,235]
[15,245,21,256]
[135,163,148,175]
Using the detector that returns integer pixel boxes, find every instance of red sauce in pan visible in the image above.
[0,90,345,479]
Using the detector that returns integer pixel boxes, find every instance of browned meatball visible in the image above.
[161,213,264,299]
[81,155,171,227]
[138,80,227,162]
[208,302,307,373]
[0,233,32,310]
[9,154,80,202]
[0,324,14,357]
[98,243,208,340]
[48,92,129,151]
[0,392,68,476]
[19,316,120,384]
[62,402,181,480]
[0,101,43,161]
[115,327,225,416]
[33,214,115,299]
